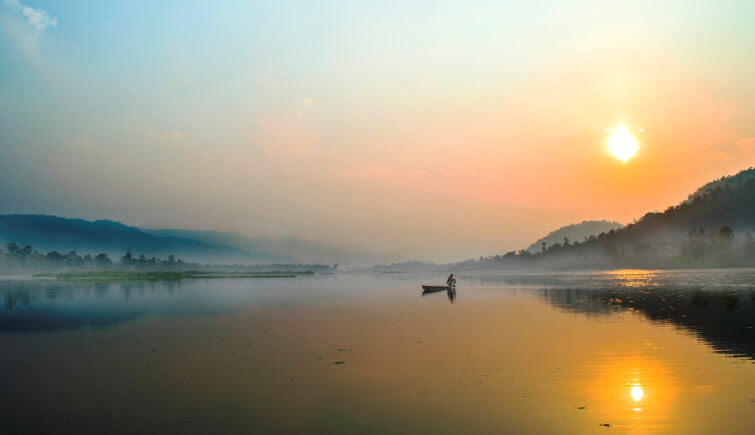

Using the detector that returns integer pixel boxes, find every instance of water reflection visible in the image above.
[421,286,456,304]
[0,277,339,333]
[0,280,189,332]
[0,271,752,434]
[3,271,754,363]
[541,285,754,360]
[460,270,755,360]
[631,385,644,402]
[581,354,684,433]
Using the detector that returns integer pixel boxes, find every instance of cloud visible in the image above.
[3,0,57,29]
[296,99,316,117]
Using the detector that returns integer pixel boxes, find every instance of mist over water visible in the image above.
[1,270,753,433]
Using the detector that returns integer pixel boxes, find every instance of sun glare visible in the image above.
[607,126,639,162]
[631,385,644,402]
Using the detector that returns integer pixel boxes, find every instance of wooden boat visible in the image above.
[422,285,453,292]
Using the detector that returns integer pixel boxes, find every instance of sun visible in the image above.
[607,126,639,162]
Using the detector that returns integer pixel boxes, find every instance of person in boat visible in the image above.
[446,273,456,287]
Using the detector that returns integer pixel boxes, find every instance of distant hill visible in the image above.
[526,220,624,254]
[0,215,289,264]
[0,215,402,267]
[144,229,405,268]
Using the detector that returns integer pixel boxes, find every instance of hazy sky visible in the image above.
[1,0,753,261]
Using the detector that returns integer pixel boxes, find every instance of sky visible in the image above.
[1,0,754,262]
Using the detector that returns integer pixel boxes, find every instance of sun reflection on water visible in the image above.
[631,385,644,402]
[586,356,678,433]
[606,269,659,288]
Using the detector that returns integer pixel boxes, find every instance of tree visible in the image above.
[716,226,735,263]
[718,226,734,242]
[121,250,133,266]
[6,242,19,255]
[64,251,83,267]
[746,232,755,259]
[46,251,62,264]
[95,253,112,267]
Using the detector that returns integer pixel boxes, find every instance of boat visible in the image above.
[421,284,456,303]
[421,285,453,292]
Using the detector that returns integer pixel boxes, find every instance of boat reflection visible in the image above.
[421,286,456,304]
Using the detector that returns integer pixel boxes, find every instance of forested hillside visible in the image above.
[469,167,755,269]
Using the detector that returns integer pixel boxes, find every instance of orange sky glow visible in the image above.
[1,1,753,261]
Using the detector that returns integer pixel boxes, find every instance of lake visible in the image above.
[1,270,753,434]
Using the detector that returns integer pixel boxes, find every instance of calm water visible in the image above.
[1,270,753,434]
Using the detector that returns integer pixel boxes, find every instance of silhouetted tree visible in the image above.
[121,250,133,266]
[46,251,62,264]
[6,242,19,256]
[95,253,112,268]
[717,226,734,242]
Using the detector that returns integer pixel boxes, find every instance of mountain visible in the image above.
[466,167,755,269]
[0,215,402,267]
[0,215,289,264]
[526,220,624,253]
[685,167,755,203]
[144,229,405,268]
[534,168,755,267]
[616,167,755,239]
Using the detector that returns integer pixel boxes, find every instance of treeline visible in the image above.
[2,242,118,272]
[0,242,337,273]
[466,225,754,269]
